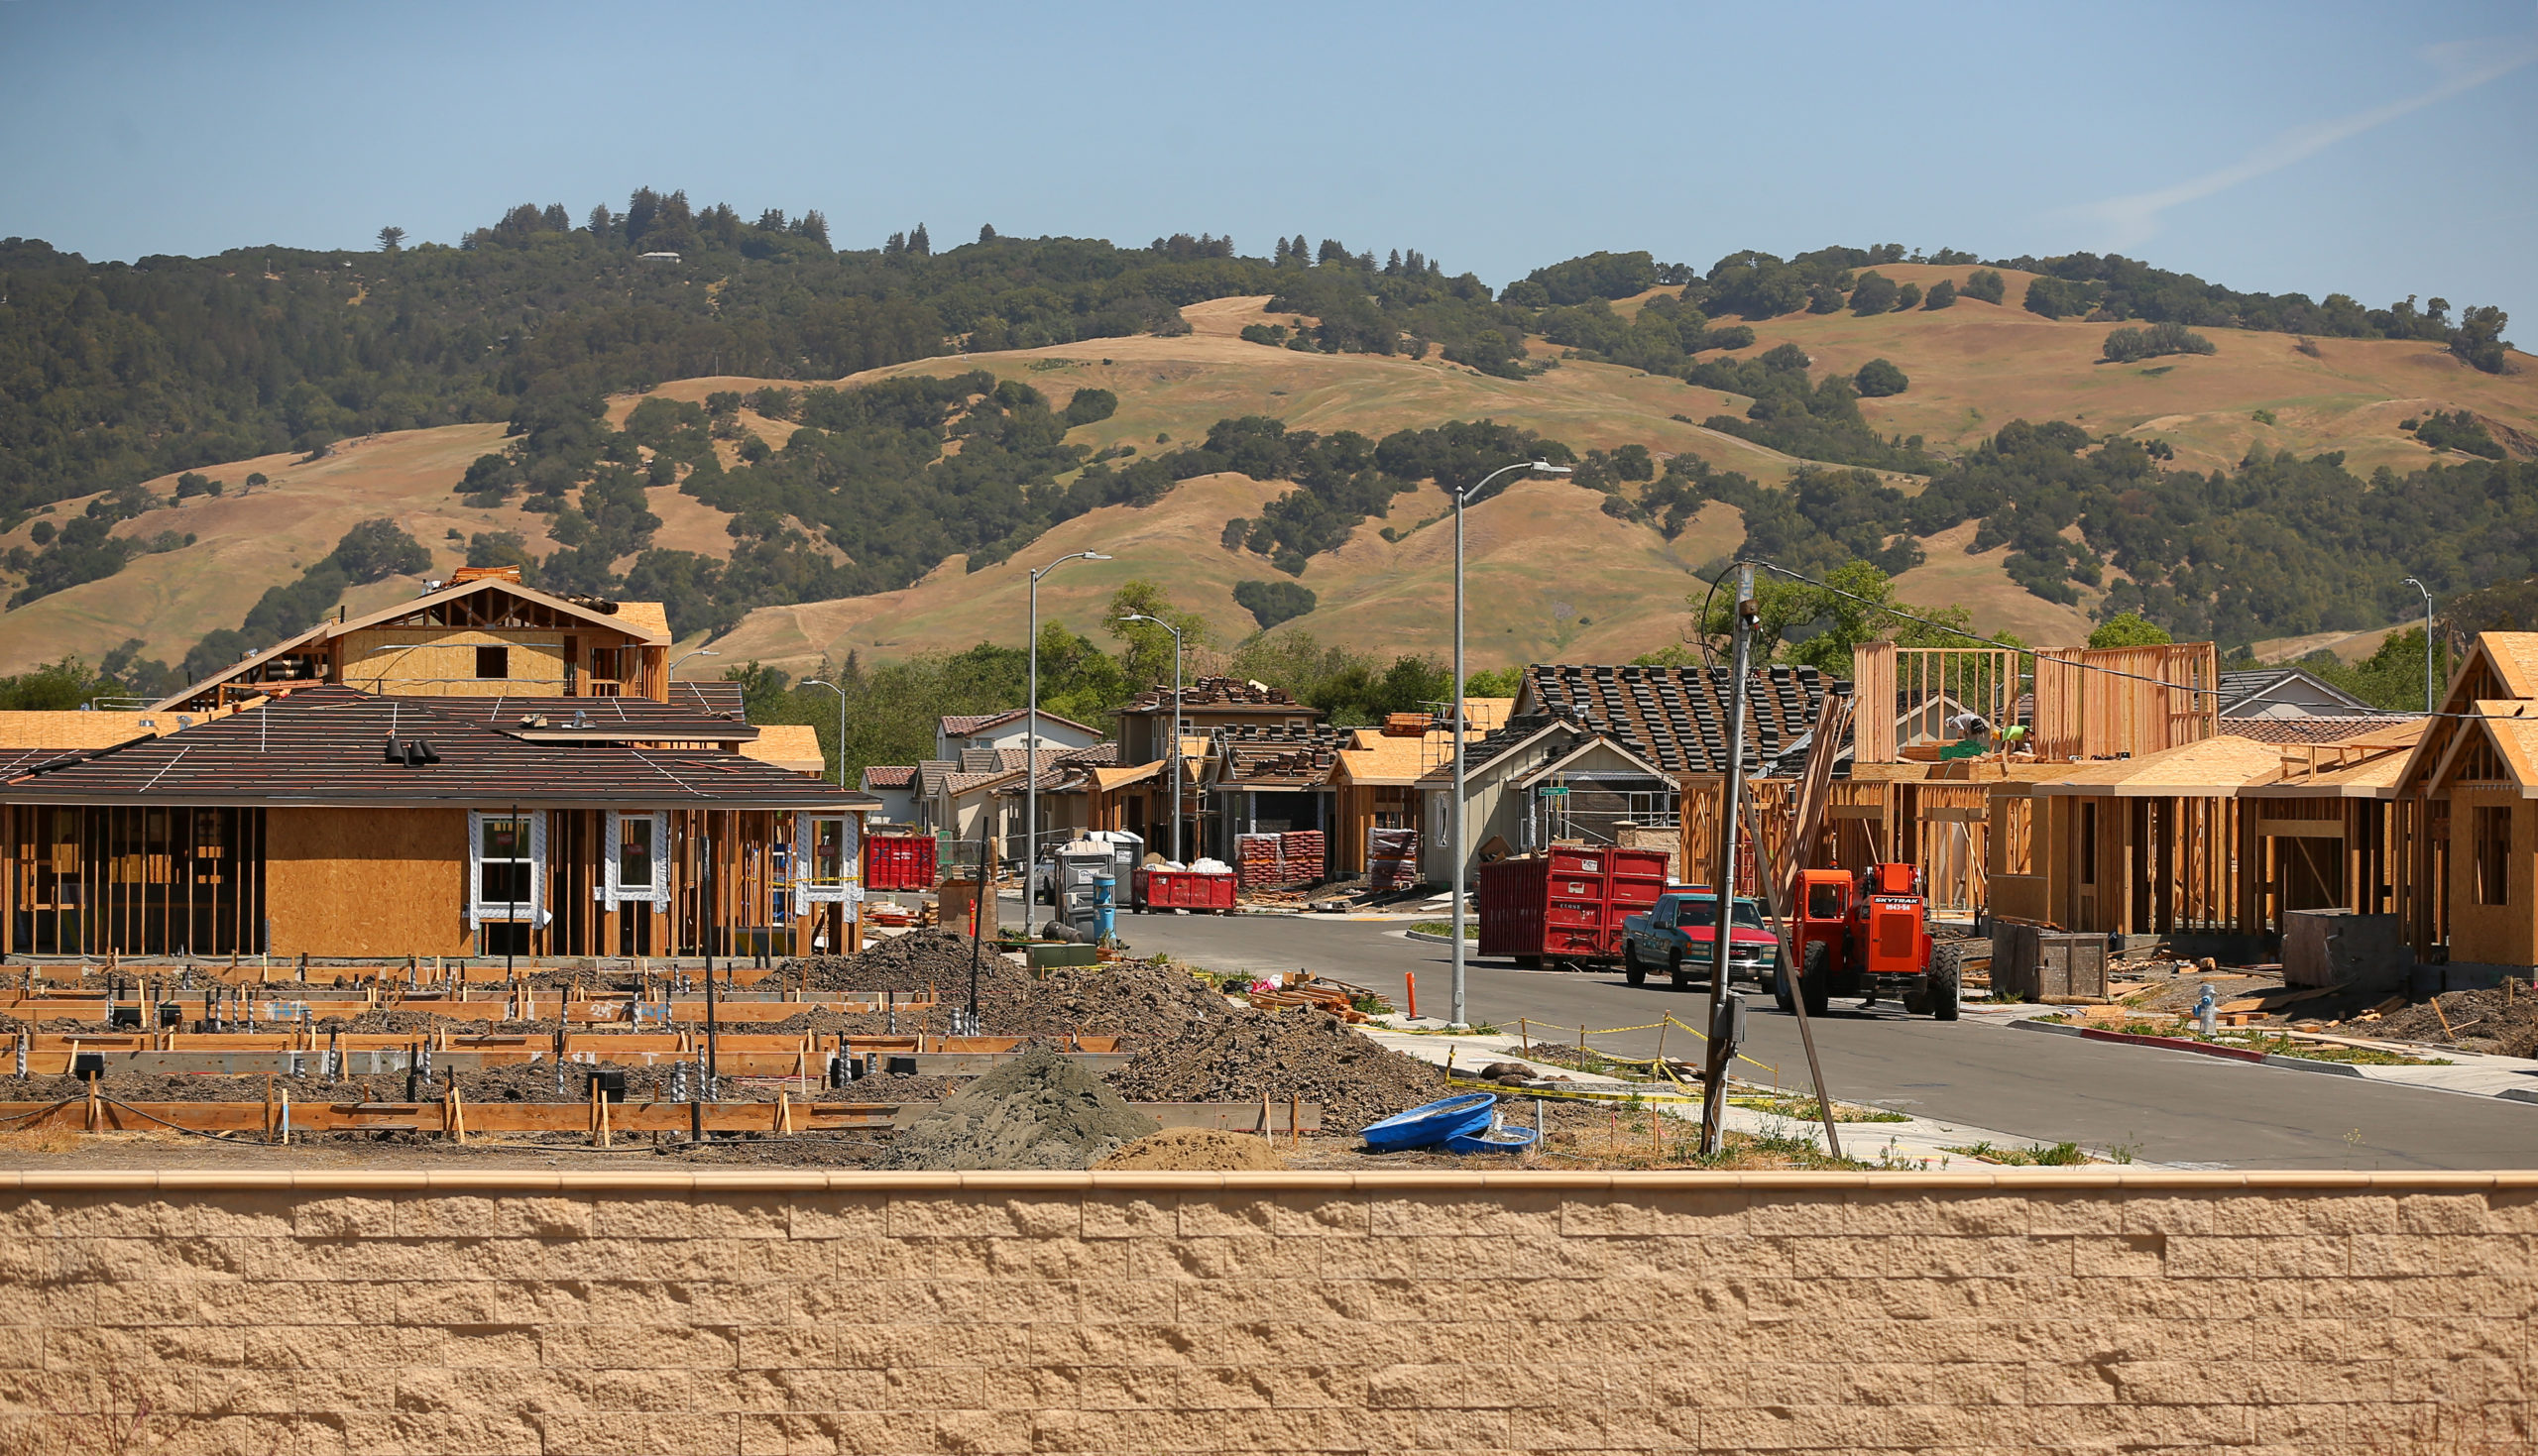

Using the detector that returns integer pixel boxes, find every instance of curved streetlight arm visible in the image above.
[1021,551,1112,932]
[2402,578,2436,715]
[1119,615,1188,863]
[665,647,722,713]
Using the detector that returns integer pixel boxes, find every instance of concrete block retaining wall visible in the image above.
[0,1169,2530,1454]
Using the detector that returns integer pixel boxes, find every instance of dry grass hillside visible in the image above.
[3,272,2530,678]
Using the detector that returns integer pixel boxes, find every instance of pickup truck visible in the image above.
[1618,890,1781,990]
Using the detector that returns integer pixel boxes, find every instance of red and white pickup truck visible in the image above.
[1617,889,1781,991]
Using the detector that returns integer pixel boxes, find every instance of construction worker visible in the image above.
[1938,712,1992,760]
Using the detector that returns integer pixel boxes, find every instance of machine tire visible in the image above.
[1668,949,1690,991]
[1772,951,1795,1013]
[1929,944,1962,1021]
[1623,945,1647,987]
[1800,941,1831,1018]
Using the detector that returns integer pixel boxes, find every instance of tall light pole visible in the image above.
[1023,551,1111,931]
[1450,459,1570,1029]
[1119,613,1185,863]
[802,677,846,787]
[2402,577,2435,714]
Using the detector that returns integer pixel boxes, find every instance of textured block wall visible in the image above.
[0,1170,2530,1455]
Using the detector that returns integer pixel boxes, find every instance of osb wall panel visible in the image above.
[0,1171,2529,1455]
[337,629,569,698]
[265,808,470,957]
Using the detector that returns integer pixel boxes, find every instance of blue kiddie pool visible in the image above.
[1445,1123,1538,1155]
[1360,1092,1498,1153]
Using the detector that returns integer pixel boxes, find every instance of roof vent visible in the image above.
[383,735,441,766]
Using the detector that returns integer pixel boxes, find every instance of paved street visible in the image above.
[1079,899,2538,1171]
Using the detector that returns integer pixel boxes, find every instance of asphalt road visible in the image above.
[1087,900,2538,1171]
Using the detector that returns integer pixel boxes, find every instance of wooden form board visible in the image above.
[0,1098,1324,1135]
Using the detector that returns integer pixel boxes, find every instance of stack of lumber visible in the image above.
[1244,971,1383,1022]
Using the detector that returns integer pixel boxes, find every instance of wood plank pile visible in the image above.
[1243,971,1385,1022]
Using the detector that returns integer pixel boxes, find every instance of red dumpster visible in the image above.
[1477,846,1675,965]
[1137,868,1236,914]
[864,833,938,891]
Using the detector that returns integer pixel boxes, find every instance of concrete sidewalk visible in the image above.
[1969,1001,2538,1105]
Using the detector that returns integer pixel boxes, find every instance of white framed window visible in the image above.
[467,810,547,927]
[600,811,670,908]
[794,814,863,914]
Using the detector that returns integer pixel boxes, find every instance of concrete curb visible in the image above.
[1402,930,1473,947]
[2012,1015,2534,1096]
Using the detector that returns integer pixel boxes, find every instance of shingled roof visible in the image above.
[1209,724,1346,789]
[1501,662,1831,776]
[938,708,1101,738]
[426,693,754,743]
[1121,677,1316,715]
[0,686,871,810]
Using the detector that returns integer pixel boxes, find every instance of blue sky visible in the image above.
[3,1,2532,330]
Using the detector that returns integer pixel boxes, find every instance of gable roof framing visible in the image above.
[151,576,670,712]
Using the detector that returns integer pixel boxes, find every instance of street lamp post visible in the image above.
[667,647,720,708]
[1118,614,1186,864]
[1023,551,1111,932]
[1450,459,1571,1030]
[2402,577,2435,714]
[802,678,847,787]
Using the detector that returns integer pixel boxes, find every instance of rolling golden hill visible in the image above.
[3,268,2529,679]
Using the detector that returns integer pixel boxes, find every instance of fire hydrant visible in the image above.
[2194,983,2218,1038]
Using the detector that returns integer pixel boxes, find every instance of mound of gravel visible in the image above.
[1113,1007,1447,1134]
[870,1048,1157,1171]
[792,930,985,994]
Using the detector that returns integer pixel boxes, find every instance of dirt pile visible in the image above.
[1113,1006,1446,1133]
[1096,1127,1286,1172]
[2371,981,2538,1059]
[870,1048,1157,1171]
[791,930,984,994]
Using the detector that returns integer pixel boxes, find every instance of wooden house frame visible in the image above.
[2,687,873,961]
[2390,632,2538,965]
[153,571,673,713]
[1984,737,2278,937]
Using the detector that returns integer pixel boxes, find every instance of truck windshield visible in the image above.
[1674,897,1765,931]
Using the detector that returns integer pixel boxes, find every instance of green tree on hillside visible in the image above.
[1923,279,1956,309]
[1063,388,1118,427]
[2453,305,2512,374]
[376,226,404,253]
[1854,359,1909,397]
[2088,612,2171,648]
[1233,579,1317,631]
[1106,580,1211,691]
[1961,269,2006,304]
[1848,272,1901,315]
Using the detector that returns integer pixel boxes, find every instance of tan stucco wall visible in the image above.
[0,1169,2529,1454]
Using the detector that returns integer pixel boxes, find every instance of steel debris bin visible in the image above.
[1991,924,2109,1002]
